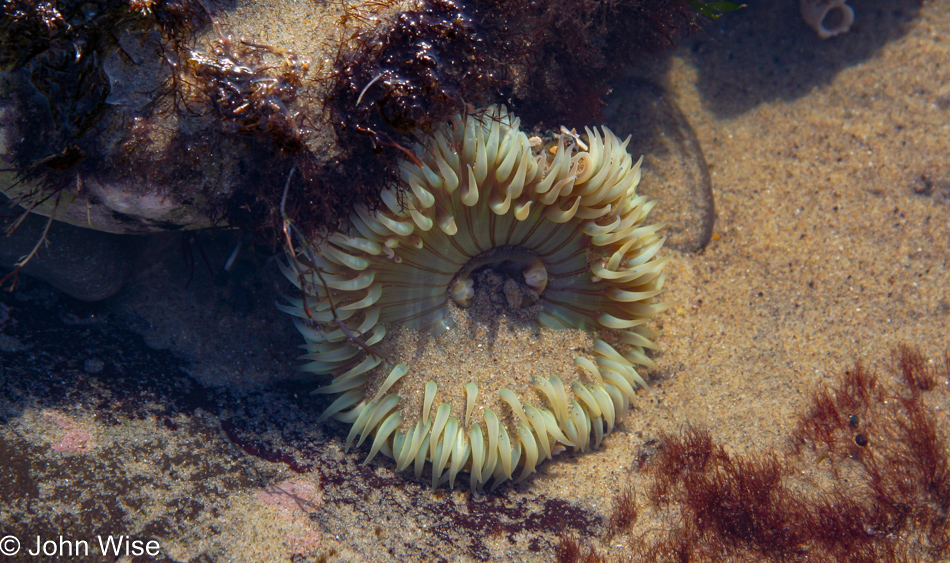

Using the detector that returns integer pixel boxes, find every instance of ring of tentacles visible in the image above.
[280,106,670,492]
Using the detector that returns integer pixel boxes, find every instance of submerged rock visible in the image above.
[1,0,708,237]
[0,201,177,300]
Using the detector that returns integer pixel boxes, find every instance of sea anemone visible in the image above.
[280,106,670,491]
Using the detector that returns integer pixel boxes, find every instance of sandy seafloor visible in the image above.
[2,1,950,562]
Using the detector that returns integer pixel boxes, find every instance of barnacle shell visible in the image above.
[800,0,855,39]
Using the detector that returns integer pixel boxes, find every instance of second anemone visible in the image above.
[280,106,670,491]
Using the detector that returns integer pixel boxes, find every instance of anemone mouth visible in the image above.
[449,245,547,311]
[279,106,671,491]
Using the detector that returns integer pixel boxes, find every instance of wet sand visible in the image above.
[1,1,949,561]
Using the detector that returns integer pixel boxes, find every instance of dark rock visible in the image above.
[0,206,177,301]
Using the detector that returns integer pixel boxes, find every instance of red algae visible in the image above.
[557,345,950,563]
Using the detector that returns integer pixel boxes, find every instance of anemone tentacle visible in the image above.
[282,106,669,491]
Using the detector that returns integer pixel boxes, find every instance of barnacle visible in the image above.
[280,106,670,491]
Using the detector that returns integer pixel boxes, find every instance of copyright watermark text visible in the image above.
[0,534,161,558]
